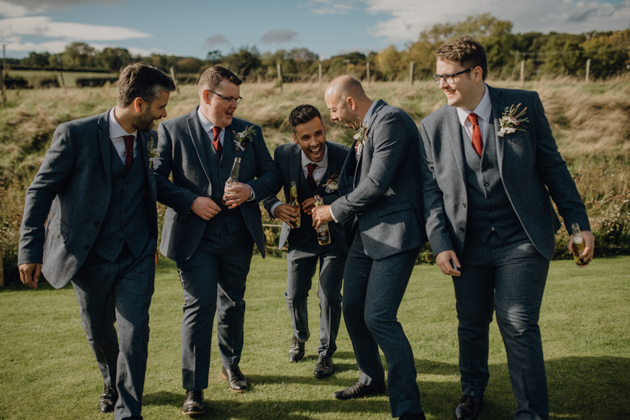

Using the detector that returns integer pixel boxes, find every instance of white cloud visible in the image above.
[362,0,630,43]
[0,0,38,17]
[2,40,68,53]
[0,16,152,41]
[305,0,357,15]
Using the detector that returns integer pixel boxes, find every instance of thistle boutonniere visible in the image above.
[147,134,159,169]
[353,122,368,155]
[323,173,339,193]
[498,103,529,137]
[233,125,256,151]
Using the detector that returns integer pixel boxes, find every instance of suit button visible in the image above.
[462,203,466,208]
[84,245,90,250]
[491,227,496,232]
[459,227,465,232]
[484,183,489,187]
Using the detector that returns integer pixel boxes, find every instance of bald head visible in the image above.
[324,75,373,129]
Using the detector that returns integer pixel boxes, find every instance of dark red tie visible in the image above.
[467,113,483,156]
[212,126,222,157]
[306,163,317,190]
[123,135,135,171]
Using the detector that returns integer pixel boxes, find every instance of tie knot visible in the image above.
[467,112,479,126]
[306,162,317,176]
[212,126,222,140]
[123,135,135,150]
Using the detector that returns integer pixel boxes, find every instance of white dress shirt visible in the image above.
[108,107,137,164]
[456,84,491,144]
[197,108,225,145]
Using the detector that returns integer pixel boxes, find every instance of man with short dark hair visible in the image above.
[420,36,594,420]
[18,62,175,419]
[154,66,281,415]
[263,104,349,377]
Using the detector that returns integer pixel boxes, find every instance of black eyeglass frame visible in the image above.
[208,89,243,104]
[432,68,475,84]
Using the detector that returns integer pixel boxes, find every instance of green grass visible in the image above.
[5,70,118,87]
[1,255,628,419]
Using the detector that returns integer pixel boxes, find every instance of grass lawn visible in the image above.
[0,255,628,419]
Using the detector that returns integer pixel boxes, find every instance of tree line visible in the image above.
[10,13,630,81]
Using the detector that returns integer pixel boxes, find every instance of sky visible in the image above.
[0,0,628,60]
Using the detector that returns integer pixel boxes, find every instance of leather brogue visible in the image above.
[455,395,483,420]
[314,354,334,378]
[332,381,386,400]
[289,335,305,362]
[182,390,205,416]
[222,366,248,392]
[99,384,117,413]
[399,412,427,420]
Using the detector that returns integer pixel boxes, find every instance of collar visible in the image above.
[109,107,137,139]
[197,108,223,135]
[362,100,378,127]
[300,143,328,169]
[456,84,491,127]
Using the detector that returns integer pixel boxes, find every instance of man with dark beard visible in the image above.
[18,63,175,420]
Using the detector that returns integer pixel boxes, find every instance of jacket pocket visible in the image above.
[377,201,411,217]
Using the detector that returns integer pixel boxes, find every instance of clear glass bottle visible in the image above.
[289,181,301,228]
[571,223,588,267]
[314,195,331,245]
[222,157,241,206]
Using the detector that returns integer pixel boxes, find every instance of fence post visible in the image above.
[170,67,178,93]
[410,62,415,85]
[277,63,283,92]
[366,62,371,84]
[0,68,5,106]
[520,60,525,85]
[0,242,4,287]
[318,63,322,85]
[585,59,591,83]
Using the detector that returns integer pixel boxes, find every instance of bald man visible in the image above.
[312,76,427,420]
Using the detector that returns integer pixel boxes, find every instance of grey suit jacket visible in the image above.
[262,141,350,254]
[18,109,158,288]
[420,85,590,260]
[154,107,281,261]
[330,100,427,260]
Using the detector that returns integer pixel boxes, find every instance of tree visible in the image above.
[176,57,203,73]
[223,46,262,79]
[375,45,402,80]
[96,48,133,72]
[60,42,97,68]
[21,52,51,69]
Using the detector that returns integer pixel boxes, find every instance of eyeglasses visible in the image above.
[208,89,243,105]
[432,68,475,84]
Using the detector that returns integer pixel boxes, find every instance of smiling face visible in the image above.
[132,90,170,132]
[206,78,239,128]
[325,89,359,129]
[436,58,484,111]
[293,116,327,162]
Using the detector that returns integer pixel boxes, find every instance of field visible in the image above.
[4,69,118,88]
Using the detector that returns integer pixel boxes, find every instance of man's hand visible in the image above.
[302,198,316,215]
[436,250,461,277]
[312,205,333,230]
[223,182,251,210]
[191,196,221,220]
[19,263,42,289]
[274,204,299,228]
[154,250,159,267]
[568,230,595,263]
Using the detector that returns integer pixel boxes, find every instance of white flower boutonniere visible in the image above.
[498,103,529,137]
[323,173,339,193]
[233,125,256,151]
[147,135,159,169]
[353,123,368,155]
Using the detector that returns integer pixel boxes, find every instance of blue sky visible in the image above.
[0,0,627,59]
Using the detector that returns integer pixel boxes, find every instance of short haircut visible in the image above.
[435,36,488,81]
[117,63,176,107]
[198,66,242,95]
[289,104,322,133]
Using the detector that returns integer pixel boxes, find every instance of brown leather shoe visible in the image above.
[455,395,483,420]
[182,390,205,415]
[289,335,305,362]
[99,384,117,413]
[332,381,386,400]
[222,366,248,392]
[313,354,334,378]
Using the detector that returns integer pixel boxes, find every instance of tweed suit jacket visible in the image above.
[330,99,427,260]
[18,109,158,288]
[154,107,281,261]
[263,141,350,254]
[420,85,590,260]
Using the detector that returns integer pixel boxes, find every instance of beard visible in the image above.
[132,109,155,132]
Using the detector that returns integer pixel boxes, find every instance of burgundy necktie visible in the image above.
[306,163,317,190]
[212,126,222,157]
[467,113,483,156]
[123,135,135,171]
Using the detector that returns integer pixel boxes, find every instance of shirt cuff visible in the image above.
[246,185,256,202]
[330,206,339,223]
[270,201,281,218]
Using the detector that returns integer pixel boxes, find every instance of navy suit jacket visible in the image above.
[420,85,590,260]
[330,100,427,260]
[154,107,281,261]
[18,109,158,288]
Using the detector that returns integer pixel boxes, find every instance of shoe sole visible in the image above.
[289,353,305,363]
[182,409,205,415]
[221,373,247,393]
[314,370,333,378]
[333,388,386,400]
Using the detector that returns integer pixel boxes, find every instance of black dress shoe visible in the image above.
[289,335,305,362]
[222,366,248,392]
[99,384,118,413]
[333,381,386,400]
[455,395,483,420]
[399,412,427,420]
[182,390,205,415]
[314,354,334,378]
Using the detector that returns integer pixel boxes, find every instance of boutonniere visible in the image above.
[147,134,159,169]
[233,125,256,151]
[323,173,339,193]
[498,103,529,137]
[353,123,368,155]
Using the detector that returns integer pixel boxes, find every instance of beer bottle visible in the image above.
[289,181,301,228]
[571,223,588,267]
[314,195,331,245]
[222,157,241,206]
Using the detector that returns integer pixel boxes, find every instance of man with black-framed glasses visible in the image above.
[153,66,280,416]
[420,37,594,420]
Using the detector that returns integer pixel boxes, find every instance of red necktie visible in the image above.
[123,135,135,171]
[212,126,222,157]
[467,113,483,156]
[306,163,317,190]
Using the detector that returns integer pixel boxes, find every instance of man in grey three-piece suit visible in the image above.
[312,76,428,420]
[420,37,595,420]
[153,66,281,416]
[263,104,349,378]
[18,63,175,420]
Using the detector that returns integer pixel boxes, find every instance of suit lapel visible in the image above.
[290,145,302,189]
[97,111,112,182]
[186,109,212,187]
[488,86,505,175]
[446,106,467,185]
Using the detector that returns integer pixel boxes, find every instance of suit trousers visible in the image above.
[343,231,423,418]
[72,246,155,420]
[177,225,254,390]
[285,242,344,356]
[455,232,550,420]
